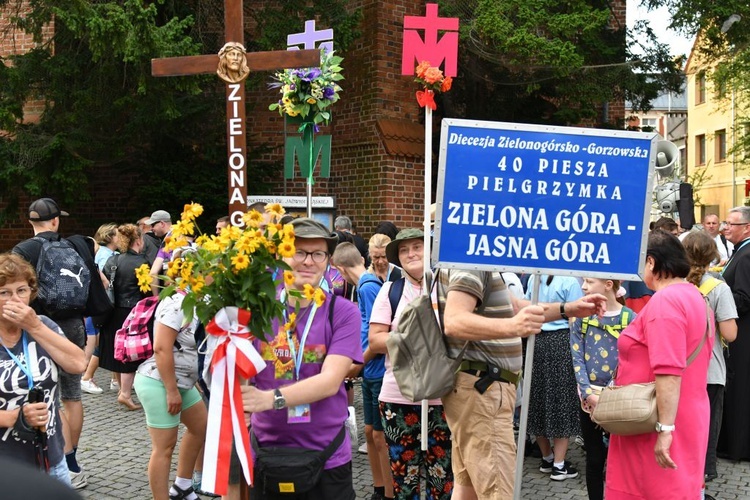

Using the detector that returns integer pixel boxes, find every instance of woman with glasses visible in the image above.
[0,254,86,485]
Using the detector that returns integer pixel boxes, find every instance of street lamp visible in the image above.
[721,14,741,207]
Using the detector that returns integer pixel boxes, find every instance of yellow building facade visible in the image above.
[685,44,747,222]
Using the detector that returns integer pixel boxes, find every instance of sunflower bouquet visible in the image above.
[135,203,317,342]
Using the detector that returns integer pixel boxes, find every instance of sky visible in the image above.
[627,0,695,58]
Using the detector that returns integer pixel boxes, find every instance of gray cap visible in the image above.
[291,217,339,255]
[385,228,424,267]
[28,198,69,221]
[145,210,171,225]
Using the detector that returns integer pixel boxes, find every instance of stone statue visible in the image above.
[217,42,250,84]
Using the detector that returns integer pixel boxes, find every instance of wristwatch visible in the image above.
[559,301,569,320]
[655,422,675,432]
[273,388,286,410]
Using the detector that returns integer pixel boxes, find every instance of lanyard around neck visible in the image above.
[2,331,33,389]
[280,289,319,380]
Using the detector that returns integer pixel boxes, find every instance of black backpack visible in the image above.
[32,236,91,318]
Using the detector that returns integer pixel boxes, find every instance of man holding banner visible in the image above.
[438,270,605,499]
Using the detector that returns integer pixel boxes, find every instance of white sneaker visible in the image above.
[358,443,368,454]
[110,380,120,391]
[69,469,88,489]
[80,379,103,394]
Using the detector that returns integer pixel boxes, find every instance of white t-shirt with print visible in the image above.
[136,294,199,389]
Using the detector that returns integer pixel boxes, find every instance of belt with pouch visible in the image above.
[458,360,520,388]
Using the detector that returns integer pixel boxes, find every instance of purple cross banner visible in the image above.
[287,20,334,53]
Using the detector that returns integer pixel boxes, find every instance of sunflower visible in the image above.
[265,203,285,217]
[283,270,295,287]
[242,210,264,229]
[231,253,250,273]
[278,240,296,258]
[181,202,204,221]
[135,263,152,293]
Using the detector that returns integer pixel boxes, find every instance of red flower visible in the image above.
[433,446,446,458]
[402,450,416,462]
[404,413,419,426]
[392,460,406,477]
[441,76,453,92]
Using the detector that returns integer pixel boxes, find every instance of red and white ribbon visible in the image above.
[201,307,266,496]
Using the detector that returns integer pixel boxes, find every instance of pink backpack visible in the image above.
[114,296,160,362]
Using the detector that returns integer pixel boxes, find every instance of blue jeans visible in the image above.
[49,458,72,486]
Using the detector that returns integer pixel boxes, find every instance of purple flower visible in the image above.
[296,68,321,82]
[290,83,296,91]
[323,86,335,100]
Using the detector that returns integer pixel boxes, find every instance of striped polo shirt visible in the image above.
[437,269,522,373]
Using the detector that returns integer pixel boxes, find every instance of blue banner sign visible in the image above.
[433,119,658,280]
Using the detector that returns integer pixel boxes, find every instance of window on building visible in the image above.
[716,129,727,162]
[640,117,657,131]
[696,134,706,165]
[696,72,706,105]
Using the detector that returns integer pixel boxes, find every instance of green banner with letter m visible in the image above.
[284,135,332,179]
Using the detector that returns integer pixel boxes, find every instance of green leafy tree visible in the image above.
[436,0,684,126]
[0,0,359,225]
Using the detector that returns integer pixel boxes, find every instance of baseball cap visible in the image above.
[28,198,69,222]
[290,218,339,255]
[386,228,424,267]
[145,210,171,225]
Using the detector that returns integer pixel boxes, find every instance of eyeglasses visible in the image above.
[727,222,749,226]
[0,287,33,301]
[150,221,161,229]
[292,250,329,263]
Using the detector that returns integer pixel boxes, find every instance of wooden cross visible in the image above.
[151,0,319,226]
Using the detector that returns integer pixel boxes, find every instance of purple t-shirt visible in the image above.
[252,292,363,469]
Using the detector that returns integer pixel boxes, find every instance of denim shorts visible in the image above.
[361,377,384,431]
[54,318,86,401]
[49,458,72,486]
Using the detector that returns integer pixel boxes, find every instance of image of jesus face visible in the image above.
[217,42,250,84]
[226,48,243,71]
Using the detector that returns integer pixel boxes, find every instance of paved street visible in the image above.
[76,369,750,499]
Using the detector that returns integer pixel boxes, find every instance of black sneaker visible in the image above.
[539,457,553,473]
[551,461,579,481]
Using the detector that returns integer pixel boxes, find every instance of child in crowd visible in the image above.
[570,278,635,500]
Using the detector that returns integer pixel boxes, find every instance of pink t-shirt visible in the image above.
[370,279,442,405]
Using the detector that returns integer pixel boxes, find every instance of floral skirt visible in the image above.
[379,402,453,500]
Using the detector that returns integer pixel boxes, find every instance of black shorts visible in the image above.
[249,462,355,500]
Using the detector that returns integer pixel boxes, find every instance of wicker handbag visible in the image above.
[592,299,710,436]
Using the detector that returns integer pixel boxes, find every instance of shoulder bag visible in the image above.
[591,298,711,436]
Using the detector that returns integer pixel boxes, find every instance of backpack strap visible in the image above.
[328,293,336,333]
[388,277,406,322]
[698,277,722,297]
[581,317,591,335]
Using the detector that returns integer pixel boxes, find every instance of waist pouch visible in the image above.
[252,424,346,495]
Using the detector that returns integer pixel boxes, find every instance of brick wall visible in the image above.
[246,0,427,237]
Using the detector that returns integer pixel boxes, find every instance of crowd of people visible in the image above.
[0,197,745,500]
